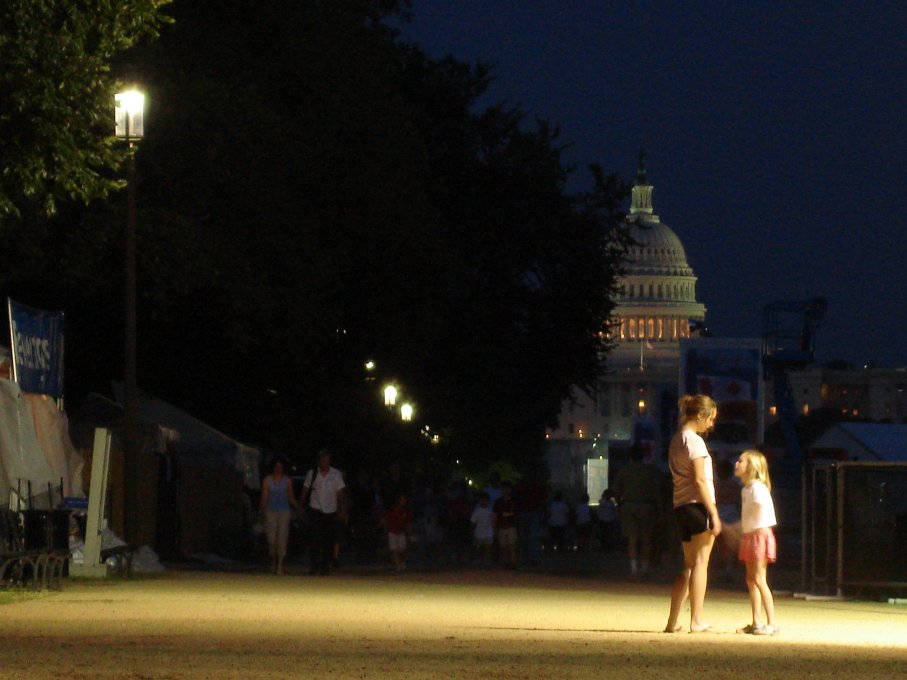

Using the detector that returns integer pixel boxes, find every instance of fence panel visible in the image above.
[840,463,907,591]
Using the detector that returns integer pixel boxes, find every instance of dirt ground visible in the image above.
[1,569,905,679]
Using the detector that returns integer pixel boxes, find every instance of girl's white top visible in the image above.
[740,480,777,533]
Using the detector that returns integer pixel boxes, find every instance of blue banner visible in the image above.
[7,298,65,397]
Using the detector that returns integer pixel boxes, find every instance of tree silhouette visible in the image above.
[2,0,630,473]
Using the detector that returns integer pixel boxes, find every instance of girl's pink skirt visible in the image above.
[738,527,777,563]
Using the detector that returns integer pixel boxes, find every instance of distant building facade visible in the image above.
[769,366,907,423]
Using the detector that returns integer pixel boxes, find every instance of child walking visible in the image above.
[470,492,495,563]
[381,493,412,571]
[734,450,779,635]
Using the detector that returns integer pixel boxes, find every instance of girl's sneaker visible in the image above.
[736,623,757,634]
[753,624,779,636]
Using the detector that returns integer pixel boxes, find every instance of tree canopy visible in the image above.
[2,0,630,474]
[0,0,171,219]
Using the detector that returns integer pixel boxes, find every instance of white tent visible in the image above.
[0,379,84,508]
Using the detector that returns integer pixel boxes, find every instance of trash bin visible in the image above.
[21,510,51,550]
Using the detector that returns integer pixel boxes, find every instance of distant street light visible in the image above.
[365,360,375,371]
[115,88,145,546]
[384,384,397,406]
[400,403,414,422]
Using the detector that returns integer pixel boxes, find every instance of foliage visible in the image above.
[1,0,630,473]
[0,0,171,219]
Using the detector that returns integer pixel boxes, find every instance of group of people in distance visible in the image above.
[375,474,535,572]
[467,480,520,567]
[665,394,779,636]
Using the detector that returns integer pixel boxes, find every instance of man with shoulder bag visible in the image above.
[300,449,346,575]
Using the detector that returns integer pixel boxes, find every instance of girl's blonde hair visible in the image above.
[678,394,717,427]
[739,449,772,491]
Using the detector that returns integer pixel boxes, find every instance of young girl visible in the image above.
[734,450,778,635]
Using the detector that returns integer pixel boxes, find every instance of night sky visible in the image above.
[398,1,907,368]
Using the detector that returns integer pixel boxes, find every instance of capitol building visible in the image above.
[606,159,706,367]
[546,157,706,484]
[546,157,907,496]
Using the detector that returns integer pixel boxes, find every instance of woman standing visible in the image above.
[260,458,299,574]
[664,395,721,633]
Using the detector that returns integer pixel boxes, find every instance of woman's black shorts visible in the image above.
[674,503,711,542]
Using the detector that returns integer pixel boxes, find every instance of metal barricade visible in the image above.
[805,462,907,597]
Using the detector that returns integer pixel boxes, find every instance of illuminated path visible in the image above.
[0,571,905,679]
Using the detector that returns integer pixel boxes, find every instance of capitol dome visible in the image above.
[609,156,706,356]
[624,218,693,277]
[546,156,709,448]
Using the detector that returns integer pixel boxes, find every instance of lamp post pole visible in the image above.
[124,147,138,545]
[116,90,144,545]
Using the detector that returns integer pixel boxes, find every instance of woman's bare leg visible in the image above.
[664,567,690,632]
[687,531,715,631]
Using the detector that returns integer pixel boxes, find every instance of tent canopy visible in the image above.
[78,392,261,489]
[811,423,907,462]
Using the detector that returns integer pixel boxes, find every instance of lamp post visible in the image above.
[115,89,144,545]
[383,384,397,407]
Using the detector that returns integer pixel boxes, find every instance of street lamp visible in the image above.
[115,88,144,545]
[400,403,414,422]
[115,90,145,141]
[384,384,397,406]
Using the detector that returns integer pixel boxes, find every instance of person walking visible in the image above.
[596,489,619,551]
[493,482,518,568]
[259,458,299,574]
[547,491,570,553]
[515,470,546,566]
[301,449,346,575]
[444,481,473,564]
[664,395,721,633]
[381,493,413,572]
[614,444,662,579]
[574,493,592,553]
[470,492,495,563]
